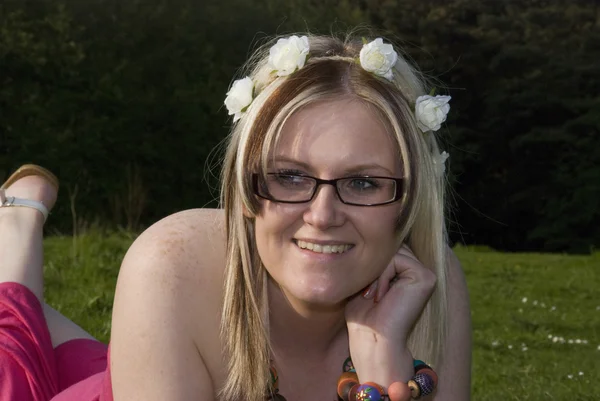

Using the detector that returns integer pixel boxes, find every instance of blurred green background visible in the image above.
[2,0,599,253]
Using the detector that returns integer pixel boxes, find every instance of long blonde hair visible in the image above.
[220,34,448,401]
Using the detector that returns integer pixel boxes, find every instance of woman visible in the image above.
[0,33,471,400]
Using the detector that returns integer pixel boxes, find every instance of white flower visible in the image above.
[224,77,254,122]
[415,95,451,132]
[268,36,310,77]
[359,38,398,81]
[522,297,528,303]
[433,151,449,176]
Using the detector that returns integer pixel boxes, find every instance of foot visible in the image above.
[1,175,58,221]
[0,169,58,301]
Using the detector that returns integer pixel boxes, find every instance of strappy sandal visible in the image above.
[0,164,59,222]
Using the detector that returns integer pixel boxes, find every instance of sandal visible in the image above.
[0,164,59,222]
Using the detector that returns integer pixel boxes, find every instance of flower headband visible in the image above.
[224,36,451,174]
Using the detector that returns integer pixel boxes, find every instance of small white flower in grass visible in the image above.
[359,38,398,81]
[541,302,546,308]
[522,346,528,352]
[508,344,513,349]
[597,345,600,351]
[522,297,528,303]
[224,77,254,122]
[518,308,523,313]
[579,372,584,376]
[415,95,451,132]
[568,339,574,344]
[268,36,310,77]
[548,334,553,339]
[576,339,582,344]
[550,306,556,311]
[432,151,449,176]
[552,336,559,343]
[583,340,588,344]
[533,300,538,306]
[491,340,500,347]
[567,375,573,379]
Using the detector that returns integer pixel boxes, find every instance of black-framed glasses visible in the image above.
[252,173,404,206]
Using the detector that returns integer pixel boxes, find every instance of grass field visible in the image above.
[42,232,599,400]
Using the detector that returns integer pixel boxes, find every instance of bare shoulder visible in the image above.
[128,208,226,276]
[110,208,227,400]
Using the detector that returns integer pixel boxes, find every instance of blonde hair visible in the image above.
[219,34,448,401]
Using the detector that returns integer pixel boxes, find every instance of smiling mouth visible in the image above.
[295,240,353,254]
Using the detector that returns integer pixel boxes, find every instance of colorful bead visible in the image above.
[417,368,438,386]
[413,359,426,368]
[355,383,384,401]
[348,383,360,401]
[337,372,359,401]
[407,380,421,399]
[387,381,411,401]
[343,356,356,372]
[269,364,279,391]
[413,372,436,397]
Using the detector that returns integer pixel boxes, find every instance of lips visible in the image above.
[295,239,353,254]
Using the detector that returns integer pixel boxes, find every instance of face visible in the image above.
[254,98,405,307]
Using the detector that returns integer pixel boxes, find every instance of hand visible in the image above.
[344,244,437,384]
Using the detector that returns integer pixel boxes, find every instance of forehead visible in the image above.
[271,99,402,175]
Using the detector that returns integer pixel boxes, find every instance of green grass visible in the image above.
[43,234,599,400]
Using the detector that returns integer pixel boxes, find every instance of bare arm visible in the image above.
[109,214,216,400]
[434,248,472,400]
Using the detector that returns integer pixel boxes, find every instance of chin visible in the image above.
[285,280,356,308]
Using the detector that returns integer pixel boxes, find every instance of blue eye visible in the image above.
[347,178,380,191]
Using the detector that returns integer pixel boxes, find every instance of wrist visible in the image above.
[350,342,413,389]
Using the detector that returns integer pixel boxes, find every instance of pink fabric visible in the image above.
[0,282,113,401]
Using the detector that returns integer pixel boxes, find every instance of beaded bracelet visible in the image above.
[266,357,437,401]
[336,358,438,401]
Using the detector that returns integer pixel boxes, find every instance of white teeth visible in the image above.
[296,240,351,254]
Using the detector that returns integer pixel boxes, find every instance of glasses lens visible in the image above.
[261,174,315,202]
[338,177,397,205]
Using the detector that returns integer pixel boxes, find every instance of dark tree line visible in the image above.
[1,0,599,252]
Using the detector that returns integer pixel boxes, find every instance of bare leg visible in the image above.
[0,174,96,347]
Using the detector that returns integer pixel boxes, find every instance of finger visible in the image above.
[375,261,397,302]
[361,281,378,299]
[398,244,420,263]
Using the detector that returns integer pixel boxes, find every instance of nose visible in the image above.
[303,184,345,229]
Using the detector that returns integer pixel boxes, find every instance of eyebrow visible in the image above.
[271,156,397,176]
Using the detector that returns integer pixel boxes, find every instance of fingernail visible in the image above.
[362,282,377,299]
